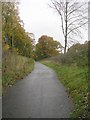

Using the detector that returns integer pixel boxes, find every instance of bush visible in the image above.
[47,42,88,67]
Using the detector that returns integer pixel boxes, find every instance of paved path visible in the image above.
[3,62,73,118]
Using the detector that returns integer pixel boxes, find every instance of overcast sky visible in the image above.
[18,0,88,47]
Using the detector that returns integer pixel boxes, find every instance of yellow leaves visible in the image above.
[13,48,19,54]
[3,43,19,55]
[3,44,10,51]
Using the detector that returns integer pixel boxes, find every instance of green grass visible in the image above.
[2,52,35,92]
[41,60,88,118]
[0,56,2,96]
[0,75,1,96]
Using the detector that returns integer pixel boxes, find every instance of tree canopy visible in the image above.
[34,35,63,60]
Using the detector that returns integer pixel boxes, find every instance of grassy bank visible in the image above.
[41,60,88,118]
[2,52,34,91]
[0,75,1,96]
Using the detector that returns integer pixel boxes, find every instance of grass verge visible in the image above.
[2,52,34,93]
[0,75,1,96]
[41,60,88,118]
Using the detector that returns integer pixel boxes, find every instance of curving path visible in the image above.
[3,62,73,118]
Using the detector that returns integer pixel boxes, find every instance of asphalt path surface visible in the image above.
[2,62,73,118]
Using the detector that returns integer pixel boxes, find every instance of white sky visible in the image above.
[18,0,88,47]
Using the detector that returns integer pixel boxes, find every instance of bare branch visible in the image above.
[67,22,88,35]
[50,0,65,36]
[68,13,87,21]
[49,0,87,53]
[67,3,86,17]
[67,0,78,11]
[67,16,87,28]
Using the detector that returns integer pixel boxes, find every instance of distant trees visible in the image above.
[49,0,88,54]
[2,2,33,58]
[34,35,63,60]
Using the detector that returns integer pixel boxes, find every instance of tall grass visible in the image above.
[0,75,1,96]
[2,52,34,91]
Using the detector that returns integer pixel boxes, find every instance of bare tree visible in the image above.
[49,0,88,54]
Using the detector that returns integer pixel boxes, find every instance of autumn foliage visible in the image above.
[34,35,63,60]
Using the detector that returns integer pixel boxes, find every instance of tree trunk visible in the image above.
[64,36,67,54]
[64,1,68,54]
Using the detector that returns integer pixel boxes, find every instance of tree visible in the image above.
[2,2,33,58]
[35,35,63,60]
[49,0,88,54]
